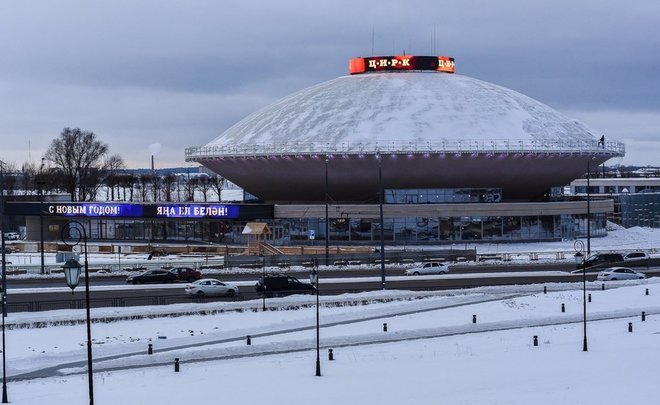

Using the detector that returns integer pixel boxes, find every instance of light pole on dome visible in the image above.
[61,221,95,405]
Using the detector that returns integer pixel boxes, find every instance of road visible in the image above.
[6,262,660,312]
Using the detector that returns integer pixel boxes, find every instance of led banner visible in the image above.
[153,204,240,219]
[9,202,271,219]
[349,55,455,75]
[45,203,143,217]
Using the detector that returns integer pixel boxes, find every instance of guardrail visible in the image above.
[186,139,625,160]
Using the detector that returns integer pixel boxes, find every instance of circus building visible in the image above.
[186,55,625,244]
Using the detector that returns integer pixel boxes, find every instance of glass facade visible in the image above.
[49,211,608,245]
[34,187,608,244]
[385,188,502,204]
[617,193,660,228]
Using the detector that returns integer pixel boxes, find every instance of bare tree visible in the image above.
[117,173,137,201]
[20,162,37,196]
[162,173,177,202]
[44,127,109,201]
[1,162,18,196]
[138,174,152,202]
[184,177,199,202]
[152,175,161,202]
[104,154,125,201]
[197,175,212,202]
[210,175,225,202]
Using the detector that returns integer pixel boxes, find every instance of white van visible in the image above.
[3,232,21,240]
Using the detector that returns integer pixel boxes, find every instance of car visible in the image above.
[255,275,315,297]
[578,253,624,269]
[126,269,177,284]
[185,278,239,297]
[623,252,650,261]
[597,267,646,281]
[169,267,202,282]
[3,232,21,240]
[405,262,450,276]
[1,246,17,254]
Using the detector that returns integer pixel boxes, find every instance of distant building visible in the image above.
[182,55,624,244]
[569,177,660,228]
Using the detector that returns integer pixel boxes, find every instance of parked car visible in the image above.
[597,267,646,281]
[3,232,21,240]
[255,275,315,297]
[578,253,624,269]
[185,278,239,297]
[405,262,450,276]
[126,269,177,284]
[1,246,17,254]
[623,252,650,261]
[169,267,202,282]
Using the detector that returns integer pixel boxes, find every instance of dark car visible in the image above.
[169,267,202,282]
[578,253,624,269]
[126,269,177,284]
[255,275,315,297]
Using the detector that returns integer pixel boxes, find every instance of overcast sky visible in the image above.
[1,0,658,169]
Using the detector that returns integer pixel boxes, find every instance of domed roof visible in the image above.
[206,72,598,149]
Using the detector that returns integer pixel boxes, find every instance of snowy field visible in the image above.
[2,225,660,404]
[4,279,660,404]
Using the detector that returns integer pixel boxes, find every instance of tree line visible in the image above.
[2,127,226,202]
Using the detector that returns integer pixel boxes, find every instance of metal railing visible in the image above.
[186,139,625,160]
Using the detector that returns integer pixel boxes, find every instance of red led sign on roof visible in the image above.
[349,55,455,75]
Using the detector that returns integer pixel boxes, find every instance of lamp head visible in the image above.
[62,258,82,292]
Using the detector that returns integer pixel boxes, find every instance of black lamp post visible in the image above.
[61,221,94,405]
[261,255,266,312]
[309,263,321,377]
[377,154,385,290]
[324,157,329,266]
[38,158,46,275]
[587,159,591,256]
[0,159,9,403]
[574,239,587,352]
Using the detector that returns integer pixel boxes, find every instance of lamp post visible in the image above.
[377,154,385,290]
[586,159,591,256]
[324,157,329,266]
[61,221,94,405]
[261,254,266,312]
[38,158,45,275]
[574,239,587,352]
[0,159,9,403]
[309,262,321,376]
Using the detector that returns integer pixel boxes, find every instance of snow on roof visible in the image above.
[206,72,598,149]
[241,222,270,235]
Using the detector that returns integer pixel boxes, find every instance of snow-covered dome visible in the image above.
[187,68,624,203]
[206,72,597,149]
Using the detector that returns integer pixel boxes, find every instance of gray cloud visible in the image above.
[1,0,658,167]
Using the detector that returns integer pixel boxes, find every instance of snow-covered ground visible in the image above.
[3,225,660,404]
[3,278,659,404]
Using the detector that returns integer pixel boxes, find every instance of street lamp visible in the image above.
[61,221,95,405]
[261,254,266,312]
[38,158,46,275]
[586,159,591,256]
[309,262,321,377]
[574,239,588,352]
[0,159,9,403]
[377,154,385,290]
[324,157,329,266]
